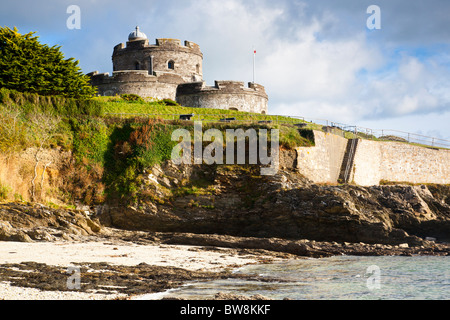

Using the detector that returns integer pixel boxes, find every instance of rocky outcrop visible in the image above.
[97,160,450,247]
[157,232,448,257]
[0,261,260,296]
[0,202,103,242]
[211,292,270,300]
[0,200,448,257]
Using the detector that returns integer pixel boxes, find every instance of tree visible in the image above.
[0,26,96,99]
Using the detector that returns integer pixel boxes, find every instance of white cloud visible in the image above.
[259,32,379,101]
[242,6,450,134]
[361,55,448,119]
[154,0,285,83]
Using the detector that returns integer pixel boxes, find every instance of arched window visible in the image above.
[168,60,175,70]
[135,61,141,70]
[196,64,200,74]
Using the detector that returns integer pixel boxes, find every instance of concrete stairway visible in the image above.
[338,139,359,183]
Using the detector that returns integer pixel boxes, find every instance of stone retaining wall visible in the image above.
[296,131,348,183]
[296,131,450,186]
[352,139,450,186]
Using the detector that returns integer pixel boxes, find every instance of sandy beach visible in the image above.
[0,238,279,300]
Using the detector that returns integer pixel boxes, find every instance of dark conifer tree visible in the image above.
[0,26,96,99]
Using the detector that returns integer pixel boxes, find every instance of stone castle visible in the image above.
[88,27,268,114]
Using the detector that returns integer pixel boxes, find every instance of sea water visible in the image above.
[162,256,449,300]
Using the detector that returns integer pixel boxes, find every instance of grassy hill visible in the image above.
[97,95,320,127]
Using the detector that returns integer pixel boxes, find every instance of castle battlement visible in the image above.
[177,81,268,99]
[176,81,268,114]
[88,70,182,100]
[89,70,157,85]
[156,38,200,50]
[113,38,202,56]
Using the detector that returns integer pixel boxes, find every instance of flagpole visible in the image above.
[253,46,256,84]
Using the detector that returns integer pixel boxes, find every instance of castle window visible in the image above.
[149,56,154,75]
[168,60,175,70]
[196,64,200,74]
[135,61,141,70]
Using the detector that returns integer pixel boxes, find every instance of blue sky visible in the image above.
[1,0,450,141]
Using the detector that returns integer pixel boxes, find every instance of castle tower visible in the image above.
[112,27,203,83]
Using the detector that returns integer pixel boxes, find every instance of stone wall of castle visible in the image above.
[176,81,269,114]
[88,71,181,100]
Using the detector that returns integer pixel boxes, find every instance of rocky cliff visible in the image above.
[97,158,450,247]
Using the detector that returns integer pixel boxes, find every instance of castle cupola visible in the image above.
[128,26,147,41]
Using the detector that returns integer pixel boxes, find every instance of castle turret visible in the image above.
[112,27,203,83]
[128,26,147,41]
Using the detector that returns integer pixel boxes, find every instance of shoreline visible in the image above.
[0,233,284,300]
[0,228,448,300]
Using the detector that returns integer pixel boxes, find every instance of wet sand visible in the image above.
[0,238,280,300]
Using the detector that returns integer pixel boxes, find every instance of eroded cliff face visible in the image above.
[0,148,72,204]
[97,159,450,246]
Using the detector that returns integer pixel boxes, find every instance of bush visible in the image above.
[0,183,10,200]
[60,159,105,205]
[161,98,179,106]
[0,104,29,153]
[71,118,110,166]
[121,94,144,103]
[129,119,177,168]
[0,87,103,117]
[101,118,178,201]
